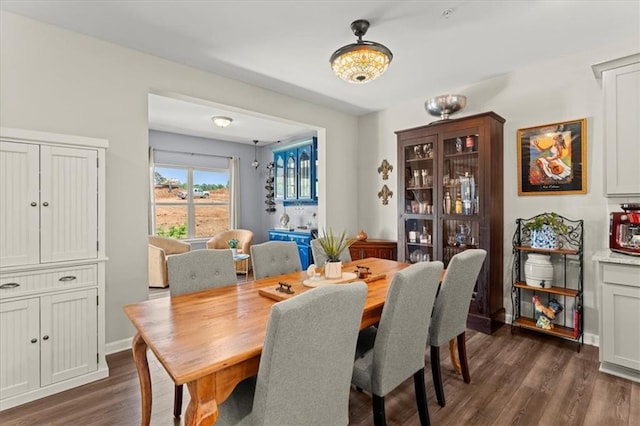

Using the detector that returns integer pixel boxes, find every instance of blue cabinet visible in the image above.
[272,137,317,205]
[268,229,313,269]
[274,151,286,201]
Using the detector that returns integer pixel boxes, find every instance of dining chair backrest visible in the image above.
[310,238,352,266]
[250,241,302,279]
[356,261,443,397]
[250,282,368,424]
[167,249,237,297]
[429,249,487,346]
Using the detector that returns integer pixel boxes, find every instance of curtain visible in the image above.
[148,146,156,235]
[229,156,240,229]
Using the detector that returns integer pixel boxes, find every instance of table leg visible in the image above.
[185,375,219,426]
[449,339,461,375]
[132,333,152,426]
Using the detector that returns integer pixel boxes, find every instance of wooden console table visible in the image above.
[349,239,397,261]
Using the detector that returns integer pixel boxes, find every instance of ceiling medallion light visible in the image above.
[211,116,233,128]
[330,19,393,84]
[251,140,260,169]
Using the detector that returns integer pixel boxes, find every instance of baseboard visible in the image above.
[504,313,599,347]
[106,336,133,354]
[600,361,640,383]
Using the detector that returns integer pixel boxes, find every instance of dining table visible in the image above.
[123,257,456,426]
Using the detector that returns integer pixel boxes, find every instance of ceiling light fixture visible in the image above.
[211,116,233,128]
[251,140,260,169]
[329,19,393,84]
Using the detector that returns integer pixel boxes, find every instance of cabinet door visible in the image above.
[400,138,436,264]
[285,150,298,200]
[0,142,40,267]
[313,141,318,201]
[40,289,98,386]
[441,130,481,269]
[604,62,640,196]
[0,298,40,399]
[274,151,286,200]
[297,145,312,200]
[602,283,640,371]
[40,146,98,263]
[298,244,311,269]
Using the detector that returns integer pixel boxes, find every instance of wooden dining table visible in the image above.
[123,257,456,426]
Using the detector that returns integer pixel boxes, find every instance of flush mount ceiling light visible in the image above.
[211,116,233,128]
[329,19,393,84]
[251,140,260,169]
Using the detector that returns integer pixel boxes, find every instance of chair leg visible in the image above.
[430,345,445,407]
[372,394,387,426]
[173,384,183,418]
[413,368,431,426]
[457,332,471,384]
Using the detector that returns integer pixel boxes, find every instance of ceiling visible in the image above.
[2,1,639,144]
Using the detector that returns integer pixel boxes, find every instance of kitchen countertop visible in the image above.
[270,227,316,234]
[593,249,640,266]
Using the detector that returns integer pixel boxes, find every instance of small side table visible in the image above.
[233,253,250,281]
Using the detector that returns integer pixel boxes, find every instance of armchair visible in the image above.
[207,229,254,273]
[148,236,191,288]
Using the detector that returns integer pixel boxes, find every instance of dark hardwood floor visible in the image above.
[1,325,638,425]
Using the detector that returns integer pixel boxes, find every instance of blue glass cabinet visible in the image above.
[272,137,317,205]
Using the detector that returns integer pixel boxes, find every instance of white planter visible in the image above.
[525,254,554,288]
[230,248,237,257]
[325,261,342,279]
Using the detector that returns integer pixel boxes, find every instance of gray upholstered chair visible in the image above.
[216,282,368,425]
[311,238,352,266]
[166,248,238,417]
[167,249,238,297]
[429,249,486,407]
[250,241,302,279]
[352,261,443,426]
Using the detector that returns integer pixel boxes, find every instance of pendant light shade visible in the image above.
[330,19,393,84]
[251,140,260,169]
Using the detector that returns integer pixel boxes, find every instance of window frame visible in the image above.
[152,164,230,240]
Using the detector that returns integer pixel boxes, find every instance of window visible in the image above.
[153,166,229,239]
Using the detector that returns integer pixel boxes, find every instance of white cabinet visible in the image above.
[594,252,640,383]
[0,289,97,399]
[0,298,39,398]
[0,142,98,267]
[592,54,640,197]
[0,127,108,410]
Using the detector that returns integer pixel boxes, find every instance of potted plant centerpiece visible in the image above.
[316,228,355,279]
[523,212,569,249]
[228,238,239,257]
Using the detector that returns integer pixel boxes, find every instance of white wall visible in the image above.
[0,12,359,345]
[357,37,640,338]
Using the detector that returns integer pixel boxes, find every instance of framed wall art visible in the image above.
[517,118,587,195]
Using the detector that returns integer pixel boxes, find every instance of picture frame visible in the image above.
[517,118,587,195]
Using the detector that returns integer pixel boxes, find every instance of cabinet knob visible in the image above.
[31,202,37,207]
[31,338,38,344]
[43,335,50,340]
[42,202,49,207]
